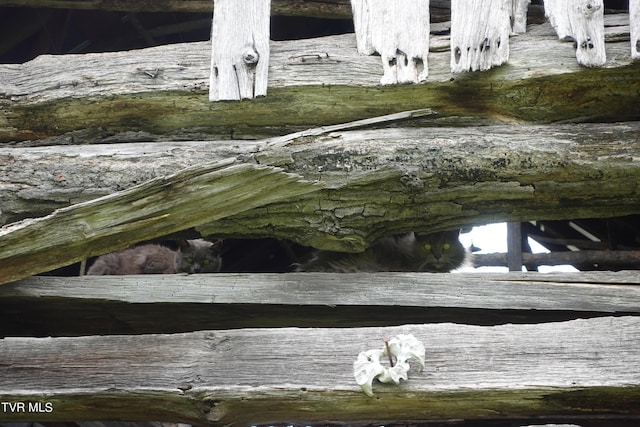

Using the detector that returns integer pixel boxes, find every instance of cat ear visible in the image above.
[178,239,191,250]
[211,239,223,253]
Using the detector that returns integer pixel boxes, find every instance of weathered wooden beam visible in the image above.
[0,161,321,285]
[1,17,637,144]
[1,318,639,425]
[476,250,640,269]
[1,121,639,284]
[1,271,639,336]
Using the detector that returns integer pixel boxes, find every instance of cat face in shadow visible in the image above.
[410,230,467,272]
[175,239,223,273]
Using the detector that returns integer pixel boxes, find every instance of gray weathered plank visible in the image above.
[1,318,639,425]
[1,16,638,143]
[1,272,638,336]
[5,271,639,310]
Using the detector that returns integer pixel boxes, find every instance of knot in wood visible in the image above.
[242,46,260,66]
[582,1,601,16]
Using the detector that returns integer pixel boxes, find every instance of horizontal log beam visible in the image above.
[0,160,321,284]
[1,17,637,144]
[1,318,639,425]
[1,121,639,284]
[475,250,640,269]
[1,271,639,336]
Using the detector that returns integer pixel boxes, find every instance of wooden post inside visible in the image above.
[507,221,523,271]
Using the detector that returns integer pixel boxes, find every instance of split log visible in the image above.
[0,161,321,285]
[1,16,638,144]
[1,120,640,284]
[1,317,639,425]
[2,271,639,336]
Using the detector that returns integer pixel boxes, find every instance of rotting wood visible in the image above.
[1,121,639,284]
[450,0,511,72]
[1,16,638,143]
[1,318,639,425]
[0,161,322,285]
[544,0,606,66]
[1,271,639,336]
[351,0,430,83]
[209,0,271,101]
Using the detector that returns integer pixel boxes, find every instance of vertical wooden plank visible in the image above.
[511,0,531,34]
[450,0,511,73]
[632,0,640,59]
[544,0,606,67]
[350,0,430,84]
[507,222,523,272]
[209,0,271,101]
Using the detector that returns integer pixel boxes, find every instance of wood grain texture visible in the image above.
[1,121,639,284]
[450,0,511,72]
[1,318,639,425]
[351,0,430,83]
[1,271,638,336]
[0,161,321,284]
[209,0,271,100]
[1,16,637,143]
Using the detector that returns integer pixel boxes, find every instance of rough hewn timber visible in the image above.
[1,271,639,336]
[0,161,321,285]
[1,16,637,144]
[1,318,639,425]
[1,121,639,284]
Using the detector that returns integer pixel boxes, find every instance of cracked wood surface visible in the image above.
[1,121,639,283]
[1,16,638,143]
[1,271,639,336]
[1,317,639,425]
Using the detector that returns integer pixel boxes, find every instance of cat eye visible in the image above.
[443,243,451,250]
[185,257,194,264]
[423,243,432,250]
[203,259,210,265]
